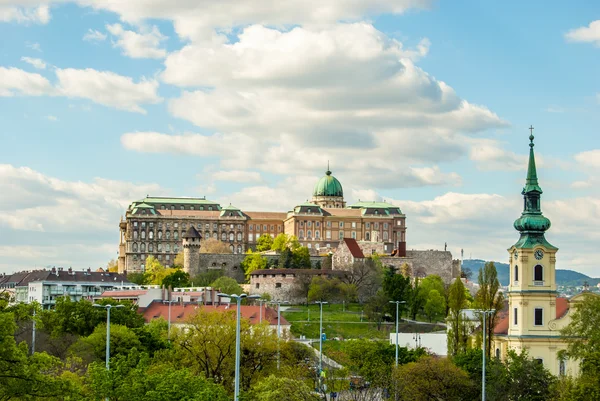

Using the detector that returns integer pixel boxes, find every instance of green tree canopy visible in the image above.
[256,234,274,252]
[241,251,268,280]
[475,262,504,358]
[248,375,319,401]
[447,278,470,356]
[162,269,191,289]
[424,289,446,322]
[211,276,244,295]
[271,233,301,253]
[291,246,311,269]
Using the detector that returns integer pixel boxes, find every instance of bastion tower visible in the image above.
[182,226,202,274]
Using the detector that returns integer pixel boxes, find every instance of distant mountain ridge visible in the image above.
[461,259,599,287]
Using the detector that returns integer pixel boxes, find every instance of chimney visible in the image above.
[397,241,407,257]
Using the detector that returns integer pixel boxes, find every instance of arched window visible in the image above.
[132,243,138,252]
[559,360,566,376]
[148,243,153,252]
[299,229,304,239]
[514,265,519,282]
[307,230,312,239]
[133,231,138,240]
[213,232,218,239]
[141,231,146,239]
[237,245,242,254]
[166,244,171,252]
[205,231,210,239]
[230,245,234,253]
[315,230,320,239]
[166,231,171,239]
[495,348,500,359]
[174,244,179,253]
[174,231,179,240]
[228,233,234,241]
[534,265,543,282]
[366,232,370,241]
[237,233,242,241]
[158,231,163,239]
[383,231,389,240]
[221,232,227,241]
[149,231,154,239]
[140,243,145,252]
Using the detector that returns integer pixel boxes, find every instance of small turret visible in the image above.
[182,226,202,274]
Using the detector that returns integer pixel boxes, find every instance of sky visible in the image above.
[1,0,600,276]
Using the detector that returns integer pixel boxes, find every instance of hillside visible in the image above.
[461,259,598,287]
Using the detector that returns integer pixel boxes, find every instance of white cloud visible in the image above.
[26,41,42,52]
[212,170,263,183]
[0,67,52,96]
[46,115,58,121]
[106,23,167,59]
[55,68,161,113]
[565,20,600,46]
[574,149,600,168]
[83,28,107,42]
[469,138,526,171]
[21,56,46,69]
[0,5,49,24]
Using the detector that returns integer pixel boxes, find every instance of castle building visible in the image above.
[493,131,583,377]
[118,169,407,273]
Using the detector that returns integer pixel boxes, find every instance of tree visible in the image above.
[382,268,410,318]
[271,234,300,253]
[452,348,508,401]
[77,323,142,362]
[447,278,470,356]
[211,276,243,295]
[504,350,557,401]
[560,293,600,361]
[192,270,224,287]
[292,272,314,306]
[291,246,311,269]
[242,251,268,280]
[400,262,412,278]
[341,258,384,302]
[173,251,185,268]
[475,262,504,358]
[107,259,118,272]
[249,375,319,401]
[256,234,274,252]
[408,278,425,320]
[424,289,445,322]
[126,272,149,285]
[278,248,292,269]
[145,256,177,285]
[365,290,390,331]
[307,276,340,302]
[393,356,474,401]
[162,269,191,289]
[200,238,232,254]
[322,254,332,270]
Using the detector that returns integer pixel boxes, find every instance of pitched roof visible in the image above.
[0,269,132,286]
[140,302,289,326]
[183,225,201,239]
[322,208,362,217]
[244,212,287,220]
[494,297,569,335]
[343,238,365,258]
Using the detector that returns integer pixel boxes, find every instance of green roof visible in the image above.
[138,197,221,205]
[523,134,543,194]
[220,204,243,217]
[348,201,403,214]
[313,170,343,197]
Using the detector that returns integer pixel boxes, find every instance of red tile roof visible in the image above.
[494,297,569,335]
[343,238,365,258]
[140,302,289,326]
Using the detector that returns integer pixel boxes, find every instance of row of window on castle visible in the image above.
[132,244,244,261]
[132,221,281,232]
[158,204,215,211]
[298,221,392,229]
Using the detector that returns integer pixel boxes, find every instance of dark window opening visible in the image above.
[534,308,543,326]
[534,265,543,281]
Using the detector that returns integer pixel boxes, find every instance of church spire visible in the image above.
[512,127,556,250]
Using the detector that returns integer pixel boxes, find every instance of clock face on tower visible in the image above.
[534,249,544,260]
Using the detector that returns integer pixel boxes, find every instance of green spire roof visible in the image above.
[313,169,344,197]
[512,129,556,250]
[523,133,543,194]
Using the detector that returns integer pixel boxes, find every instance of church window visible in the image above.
[307,230,312,239]
[514,266,518,282]
[249,224,253,231]
[229,233,234,241]
[166,244,171,252]
[397,220,402,226]
[141,231,146,239]
[140,243,145,252]
[148,243,153,252]
[307,221,312,227]
[270,225,274,230]
[307,208,311,213]
[174,231,179,240]
[181,231,185,238]
[375,210,379,215]
[149,231,154,240]
[534,265,543,282]
[133,231,139,240]
[165,255,170,261]
[513,308,518,325]
[534,308,543,326]
[166,231,171,239]
[221,232,227,241]
[352,222,356,228]
[205,231,210,238]
[230,224,234,229]
[158,231,163,240]
[205,223,209,229]
[213,223,218,229]
[157,255,162,261]
[132,243,138,252]
[208,206,213,211]
[237,233,242,241]
[366,232,370,241]
[307,243,312,249]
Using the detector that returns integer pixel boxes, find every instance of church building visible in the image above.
[493,131,584,377]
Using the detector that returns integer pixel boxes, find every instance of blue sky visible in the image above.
[1,0,599,275]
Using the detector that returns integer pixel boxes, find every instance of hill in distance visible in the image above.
[461,259,599,287]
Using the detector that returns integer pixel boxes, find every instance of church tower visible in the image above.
[504,129,563,366]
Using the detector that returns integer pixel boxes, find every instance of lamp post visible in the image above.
[218,293,260,401]
[270,300,289,370]
[93,303,124,401]
[163,299,177,340]
[480,309,494,401]
[389,301,407,367]
[315,301,328,385]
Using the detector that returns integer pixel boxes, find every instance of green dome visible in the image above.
[513,214,551,233]
[313,170,343,197]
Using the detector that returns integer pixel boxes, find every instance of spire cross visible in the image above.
[529,125,534,135]
[528,125,535,147]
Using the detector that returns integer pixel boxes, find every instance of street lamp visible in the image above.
[315,301,328,381]
[162,299,177,340]
[389,301,407,367]
[479,309,495,401]
[218,293,260,401]
[270,300,289,370]
[93,303,124,401]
